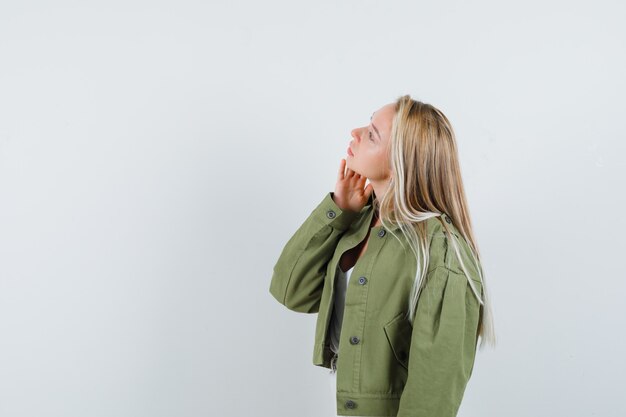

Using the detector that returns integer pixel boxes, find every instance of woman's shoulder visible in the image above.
[424,213,458,237]
[425,216,481,279]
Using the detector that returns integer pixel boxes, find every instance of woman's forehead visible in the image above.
[371,103,395,130]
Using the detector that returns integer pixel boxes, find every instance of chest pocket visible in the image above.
[383,312,413,371]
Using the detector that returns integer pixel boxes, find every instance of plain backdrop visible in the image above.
[1,1,625,416]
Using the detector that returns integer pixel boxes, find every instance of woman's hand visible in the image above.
[333,158,374,213]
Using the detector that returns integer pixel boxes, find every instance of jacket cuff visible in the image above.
[312,192,360,231]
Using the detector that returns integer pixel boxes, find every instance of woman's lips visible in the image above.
[347,146,354,156]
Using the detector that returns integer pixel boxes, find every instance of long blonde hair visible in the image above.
[376,94,496,350]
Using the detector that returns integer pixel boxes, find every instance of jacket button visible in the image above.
[358,276,367,285]
[345,400,356,409]
[349,336,360,345]
[444,214,451,224]
[378,229,386,237]
[326,210,336,219]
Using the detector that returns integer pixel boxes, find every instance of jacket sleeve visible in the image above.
[269,192,360,313]
[396,266,482,417]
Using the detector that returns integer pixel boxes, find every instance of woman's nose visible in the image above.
[351,128,360,142]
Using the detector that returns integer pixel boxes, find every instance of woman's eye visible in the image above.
[369,131,374,141]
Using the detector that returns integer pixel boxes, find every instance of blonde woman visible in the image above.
[269,94,496,417]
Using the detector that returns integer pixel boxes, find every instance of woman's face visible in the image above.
[347,102,395,181]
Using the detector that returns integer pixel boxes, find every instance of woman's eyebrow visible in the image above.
[370,113,381,140]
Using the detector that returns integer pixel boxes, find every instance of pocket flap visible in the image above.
[383,312,413,370]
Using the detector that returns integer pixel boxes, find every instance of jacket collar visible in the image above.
[364,192,403,233]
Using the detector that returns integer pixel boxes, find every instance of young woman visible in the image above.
[269,94,496,417]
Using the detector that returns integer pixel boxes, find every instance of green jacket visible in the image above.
[269,191,483,417]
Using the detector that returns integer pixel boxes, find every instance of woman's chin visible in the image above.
[348,166,363,177]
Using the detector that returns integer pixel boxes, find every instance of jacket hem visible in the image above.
[315,343,402,416]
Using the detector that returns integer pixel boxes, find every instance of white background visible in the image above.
[1,1,625,416]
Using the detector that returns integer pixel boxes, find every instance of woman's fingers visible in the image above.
[338,159,346,181]
[342,161,357,180]
[337,159,368,195]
